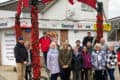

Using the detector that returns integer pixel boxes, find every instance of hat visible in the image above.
[18,36,23,40]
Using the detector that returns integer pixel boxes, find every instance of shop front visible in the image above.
[0,18,111,66]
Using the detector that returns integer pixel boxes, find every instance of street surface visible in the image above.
[0,66,120,80]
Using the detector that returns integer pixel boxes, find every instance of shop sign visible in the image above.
[0,22,7,26]
[86,25,91,28]
[61,24,74,28]
[75,22,94,30]
[94,24,111,31]
[77,23,82,28]
[0,19,14,28]
[1,30,16,65]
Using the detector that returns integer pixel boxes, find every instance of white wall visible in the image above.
[39,0,67,20]
[67,2,97,20]
[0,0,109,20]
[0,0,108,20]
[39,0,109,20]
[0,10,16,18]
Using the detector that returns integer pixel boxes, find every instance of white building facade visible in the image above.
[0,0,110,65]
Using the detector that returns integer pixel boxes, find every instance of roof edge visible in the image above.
[109,16,120,21]
[0,0,17,7]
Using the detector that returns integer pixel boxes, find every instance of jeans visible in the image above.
[107,68,115,80]
[104,70,108,80]
[73,70,81,80]
[51,73,59,80]
[16,63,25,80]
[60,68,71,80]
[94,70,106,80]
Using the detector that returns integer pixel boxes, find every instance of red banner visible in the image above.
[68,0,74,5]
[14,19,22,42]
[16,0,22,16]
[96,13,103,43]
[16,0,29,16]
[42,0,53,4]
[78,0,96,8]
[23,0,29,7]
[31,6,41,80]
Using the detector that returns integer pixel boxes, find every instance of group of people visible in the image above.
[14,31,120,80]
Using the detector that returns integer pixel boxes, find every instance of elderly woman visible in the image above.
[47,42,60,80]
[81,46,92,80]
[106,44,117,80]
[91,43,106,80]
[59,42,72,80]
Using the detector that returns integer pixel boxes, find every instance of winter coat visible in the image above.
[82,51,92,69]
[39,36,51,52]
[83,36,93,46]
[14,42,28,63]
[47,48,60,74]
[77,46,82,53]
[59,48,72,69]
[106,50,117,69]
[71,52,83,71]
[91,50,106,70]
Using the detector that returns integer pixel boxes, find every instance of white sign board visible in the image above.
[0,18,95,30]
[0,18,14,28]
[1,30,16,65]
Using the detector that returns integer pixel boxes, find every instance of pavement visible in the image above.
[0,66,49,80]
[0,75,5,80]
[0,66,120,80]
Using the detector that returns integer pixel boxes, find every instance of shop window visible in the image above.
[108,29,120,41]
[81,4,94,12]
[119,22,120,28]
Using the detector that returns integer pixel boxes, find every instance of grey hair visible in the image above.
[50,41,56,48]
[94,43,102,49]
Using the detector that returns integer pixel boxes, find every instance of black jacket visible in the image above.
[117,47,120,52]
[14,42,28,63]
[83,36,93,46]
[71,53,83,71]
